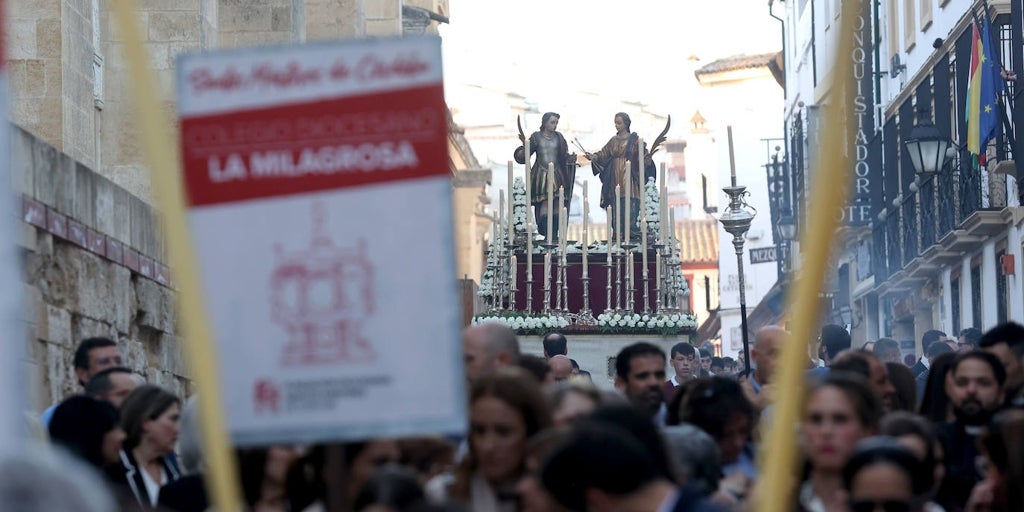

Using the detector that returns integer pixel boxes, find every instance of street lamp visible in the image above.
[776,213,797,242]
[904,110,953,175]
[720,185,757,375]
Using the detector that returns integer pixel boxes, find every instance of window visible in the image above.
[971,263,981,328]
[919,0,933,32]
[903,0,917,51]
[996,249,1008,324]
[888,0,901,62]
[951,276,960,334]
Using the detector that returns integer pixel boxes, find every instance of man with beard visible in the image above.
[615,342,667,422]
[935,351,1006,512]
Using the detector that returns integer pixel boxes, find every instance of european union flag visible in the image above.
[966,14,1006,155]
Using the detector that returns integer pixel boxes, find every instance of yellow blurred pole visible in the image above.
[109,3,242,511]
[755,1,858,511]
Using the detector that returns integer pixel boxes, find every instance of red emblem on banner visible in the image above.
[271,203,376,366]
[254,379,280,414]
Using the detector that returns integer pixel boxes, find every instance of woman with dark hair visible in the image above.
[879,412,944,511]
[111,384,182,509]
[918,352,958,422]
[446,367,552,511]
[886,362,918,412]
[676,377,757,479]
[842,437,930,512]
[799,372,883,512]
[48,395,125,470]
[967,409,1024,512]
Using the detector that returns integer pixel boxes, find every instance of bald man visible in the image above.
[462,322,521,384]
[741,325,786,410]
[549,355,574,383]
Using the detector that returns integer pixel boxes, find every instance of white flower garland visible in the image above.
[596,312,698,331]
[472,313,570,332]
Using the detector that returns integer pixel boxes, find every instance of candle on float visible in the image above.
[510,255,517,289]
[558,185,565,246]
[660,162,668,242]
[638,138,645,239]
[606,206,613,262]
[561,205,568,255]
[624,160,631,244]
[524,137,532,227]
[547,163,555,242]
[661,184,669,243]
[610,185,618,246]
[506,161,513,236]
[499,190,506,243]
[582,183,589,278]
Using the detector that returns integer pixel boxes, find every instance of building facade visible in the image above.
[6,0,493,410]
[778,0,1024,359]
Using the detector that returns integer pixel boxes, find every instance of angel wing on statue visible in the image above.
[584,112,670,241]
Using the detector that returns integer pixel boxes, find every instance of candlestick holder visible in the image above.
[605,246,614,314]
[554,247,564,312]
[559,252,569,314]
[614,247,623,312]
[542,242,556,314]
[506,239,517,312]
[653,242,664,313]
[621,243,637,313]
[642,258,651,314]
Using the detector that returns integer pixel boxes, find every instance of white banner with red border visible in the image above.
[177,36,465,445]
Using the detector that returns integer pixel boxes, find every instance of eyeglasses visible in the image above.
[848,500,912,512]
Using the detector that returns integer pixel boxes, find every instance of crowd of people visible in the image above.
[13,321,1024,511]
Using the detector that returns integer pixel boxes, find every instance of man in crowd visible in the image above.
[663,342,697,402]
[915,339,954,399]
[957,327,983,352]
[709,357,725,375]
[978,322,1024,404]
[548,355,573,383]
[542,332,568,359]
[831,350,897,412]
[461,322,520,384]
[41,337,123,426]
[741,325,785,411]
[912,329,947,377]
[698,348,712,376]
[818,323,851,367]
[872,338,902,364]
[615,342,667,420]
[936,351,1006,511]
[84,367,141,408]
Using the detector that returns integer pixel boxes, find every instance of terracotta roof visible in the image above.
[673,218,719,265]
[694,53,778,76]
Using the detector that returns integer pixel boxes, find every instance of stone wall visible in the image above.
[12,125,187,411]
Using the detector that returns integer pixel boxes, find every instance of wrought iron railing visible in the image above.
[872,222,888,282]
[902,198,918,265]
[886,213,902,275]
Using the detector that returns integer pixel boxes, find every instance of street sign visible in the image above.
[749,246,777,264]
[177,36,465,445]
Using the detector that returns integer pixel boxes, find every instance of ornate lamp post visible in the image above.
[720,127,757,375]
[904,110,952,176]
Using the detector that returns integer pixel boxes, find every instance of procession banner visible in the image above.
[177,36,466,445]
[0,0,26,452]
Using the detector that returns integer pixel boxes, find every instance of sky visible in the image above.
[439,0,783,114]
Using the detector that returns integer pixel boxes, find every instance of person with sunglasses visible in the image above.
[842,437,931,512]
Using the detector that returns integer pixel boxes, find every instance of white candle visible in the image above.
[560,206,568,257]
[583,183,589,278]
[510,255,517,290]
[660,162,667,242]
[615,185,621,246]
[499,190,506,243]
[624,159,631,244]
[638,137,645,239]
[558,185,565,245]
[525,137,532,228]
[547,163,555,242]
[661,183,668,243]
[641,216,648,260]
[507,160,514,235]
[606,206,613,262]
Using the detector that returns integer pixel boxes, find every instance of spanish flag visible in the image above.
[966,14,1004,156]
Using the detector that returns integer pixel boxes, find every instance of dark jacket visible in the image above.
[108,449,183,510]
[911,359,928,378]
